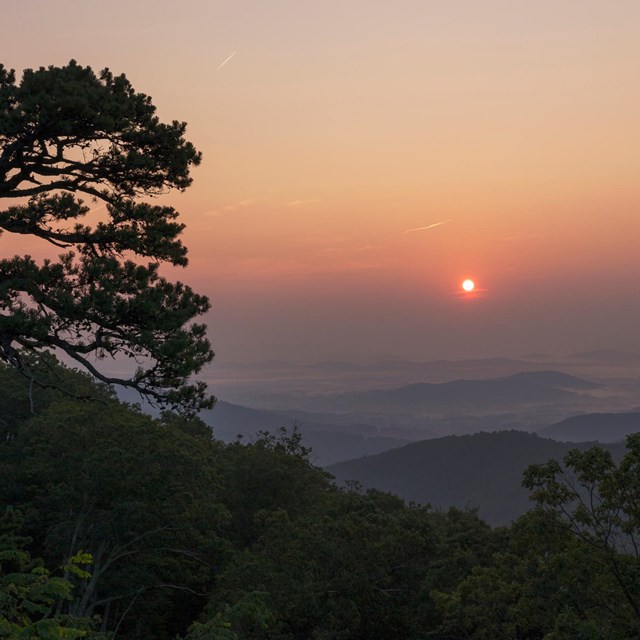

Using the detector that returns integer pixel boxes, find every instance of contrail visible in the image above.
[402,219,453,234]
[216,51,236,71]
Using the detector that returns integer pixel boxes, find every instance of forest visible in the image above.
[2,359,640,639]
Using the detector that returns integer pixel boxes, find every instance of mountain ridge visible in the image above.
[327,431,625,525]
[313,371,595,413]
[538,411,640,443]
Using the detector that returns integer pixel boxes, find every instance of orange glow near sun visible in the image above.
[462,279,475,292]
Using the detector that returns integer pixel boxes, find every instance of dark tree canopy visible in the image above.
[0,60,214,415]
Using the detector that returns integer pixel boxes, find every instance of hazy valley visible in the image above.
[197,350,640,527]
[203,350,640,456]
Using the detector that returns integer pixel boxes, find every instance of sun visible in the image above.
[462,279,475,292]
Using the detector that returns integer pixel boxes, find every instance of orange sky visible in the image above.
[3,1,640,363]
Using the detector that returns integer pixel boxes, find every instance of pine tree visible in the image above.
[0,61,213,415]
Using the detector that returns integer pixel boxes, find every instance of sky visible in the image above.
[3,1,640,364]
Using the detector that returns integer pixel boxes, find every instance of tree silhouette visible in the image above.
[0,61,213,415]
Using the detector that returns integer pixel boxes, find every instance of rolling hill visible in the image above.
[538,412,640,443]
[327,431,624,525]
[200,401,411,465]
[314,371,595,414]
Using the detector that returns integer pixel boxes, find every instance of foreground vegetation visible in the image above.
[1,360,640,639]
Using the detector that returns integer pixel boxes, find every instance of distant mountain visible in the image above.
[200,401,411,466]
[499,371,599,389]
[301,431,409,467]
[206,356,614,411]
[327,431,624,526]
[315,371,595,414]
[202,401,295,438]
[538,412,640,443]
[519,352,551,360]
[570,349,640,364]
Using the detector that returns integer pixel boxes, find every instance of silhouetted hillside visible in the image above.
[318,371,593,413]
[538,412,640,443]
[571,349,640,364]
[327,431,624,525]
[499,370,599,389]
[201,401,410,465]
[202,401,294,437]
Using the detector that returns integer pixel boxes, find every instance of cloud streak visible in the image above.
[216,51,236,71]
[287,199,320,207]
[402,219,453,234]
[204,198,256,217]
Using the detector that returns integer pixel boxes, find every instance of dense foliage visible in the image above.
[1,361,640,638]
[0,61,213,415]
